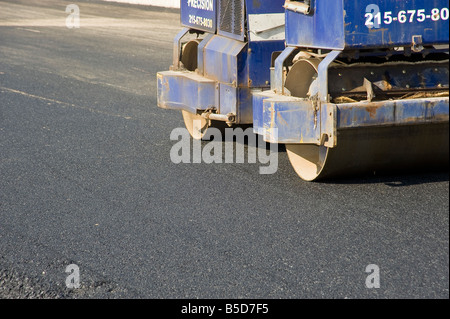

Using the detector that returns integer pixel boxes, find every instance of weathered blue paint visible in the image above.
[246,0,285,15]
[248,41,285,88]
[252,90,267,135]
[196,33,215,75]
[157,71,217,114]
[160,0,449,139]
[252,0,449,147]
[172,28,190,70]
[202,35,246,85]
[253,91,336,145]
[337,97,450,129]
[252,93,449,144]
[318,51,341,103]
[237,87,255,124]
[219,83,237,115]
[286,0,450,50]
[157,69,256,124]
[272,46,296,94]
[263,95,319,144]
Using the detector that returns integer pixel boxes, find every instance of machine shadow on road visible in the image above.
[200,124,287,153]
[196,124,448,186]
[320,170,449,187]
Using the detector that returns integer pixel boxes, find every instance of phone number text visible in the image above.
[188,14,213,29]
[365,7,449,28]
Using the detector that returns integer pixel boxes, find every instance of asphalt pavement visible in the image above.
[0,0,448,299]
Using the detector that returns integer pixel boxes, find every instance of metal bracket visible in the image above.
[317,50,341,148]
[318,50,341,102]
[412,35,424,53]
[170,27,190,71]
[273,46,297,95]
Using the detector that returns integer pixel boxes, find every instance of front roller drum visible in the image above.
[286,123,449,181]
[283,57,449,181]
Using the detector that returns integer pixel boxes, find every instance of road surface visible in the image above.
[0,0,448,299]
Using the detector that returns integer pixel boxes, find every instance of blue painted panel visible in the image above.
[157,71,217,113]
[197,33,215,75]
[219,83,237,115]
[203,35,246,85]
[286,1,345,50]
[247,41,286,87]
[181,0,217,33]
[337,97,450,129]
[262,96,318,144]
[286,0,450,49]
[253,91,321,143]
[237,87,254,124]
[253,91,449,143]
[246,0,285,15]
[218,86,253,124]
[343,0,450,48]
[252,91,269,134]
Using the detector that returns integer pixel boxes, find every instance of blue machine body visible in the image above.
[286,0,450,50]
[252,0,449,147]
[253,92,449,145]
[158,0,449,150]
[157,0,449,180]
[158,0,286,124]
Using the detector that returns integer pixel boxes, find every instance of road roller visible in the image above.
[157,0,449,181]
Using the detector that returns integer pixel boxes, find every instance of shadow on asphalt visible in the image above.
[192,124,448,187]
[320,169,449,187]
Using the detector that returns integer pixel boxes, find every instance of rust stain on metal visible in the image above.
[365,103,382,119]
[276,111,289,127]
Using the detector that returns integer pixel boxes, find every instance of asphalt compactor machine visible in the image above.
[158,0,449,181]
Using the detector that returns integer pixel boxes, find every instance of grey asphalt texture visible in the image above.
[0,0,449,299]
